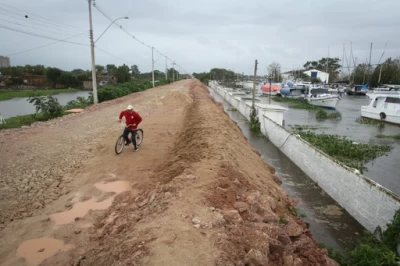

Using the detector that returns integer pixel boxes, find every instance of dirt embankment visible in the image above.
[77,82,338,265]
[0,80,337,266]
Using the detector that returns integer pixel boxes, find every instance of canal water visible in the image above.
[259,95,400,196]
[210,89,364,251]
[0,91,90,119]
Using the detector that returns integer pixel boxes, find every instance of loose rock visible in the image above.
[244,249,268,266]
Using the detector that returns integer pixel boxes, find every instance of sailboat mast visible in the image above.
[341,44,345,79]
[367,42,373,88]
[326,46,329,83]
[378,42,387,84]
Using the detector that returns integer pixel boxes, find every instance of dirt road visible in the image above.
[0,80,337,265]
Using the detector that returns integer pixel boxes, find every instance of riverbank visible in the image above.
[0,88,79,101]
[0,80,337,266]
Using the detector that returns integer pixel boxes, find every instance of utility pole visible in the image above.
[269,76,272,105]
[172,61,175,82]
[252,59,258,108]
[165,56,168,80]
[88,0,98,104]
[151,47,155,88]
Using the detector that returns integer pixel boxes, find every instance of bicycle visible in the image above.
[115,124,144,155]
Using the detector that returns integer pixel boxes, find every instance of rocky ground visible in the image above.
[0,80,338,265]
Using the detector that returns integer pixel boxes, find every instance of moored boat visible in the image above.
[361,91,400,125]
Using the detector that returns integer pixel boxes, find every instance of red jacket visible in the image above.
[119,110,142,129]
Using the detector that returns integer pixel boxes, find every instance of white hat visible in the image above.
[127,105,133,110]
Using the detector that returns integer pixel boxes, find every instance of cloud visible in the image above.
[0,0,399,74]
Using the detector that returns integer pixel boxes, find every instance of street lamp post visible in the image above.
[88,0,128,103]
[95,16,129,44]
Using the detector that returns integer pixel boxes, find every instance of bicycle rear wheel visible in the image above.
[115,135,125,154]
[135,129,144,146]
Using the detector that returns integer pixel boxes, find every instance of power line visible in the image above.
[95,46,150,68]
[92,2,189,75]
[7,33,88,57]
[0,24,87,46]
[0,3,83,32]
[95,46,134,65]
[0,17,84,38]
[0,10,87,36]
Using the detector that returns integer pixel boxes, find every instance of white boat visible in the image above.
[306,88,341,109]
[328,87,346,93]
[361,91,400,125]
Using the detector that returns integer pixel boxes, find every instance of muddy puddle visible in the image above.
[16,237,73,266]
[50,181,131,225]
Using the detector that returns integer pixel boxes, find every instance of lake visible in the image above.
[0,91,90,119]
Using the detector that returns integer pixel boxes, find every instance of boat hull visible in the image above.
[361,108,400,125]
[346,91,366,96]
[307,96,340,109]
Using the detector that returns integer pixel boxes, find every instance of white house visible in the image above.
[282,69,330,83]
[303,69,329,83]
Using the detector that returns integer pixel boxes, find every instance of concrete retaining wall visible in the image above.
[210,82,400,232]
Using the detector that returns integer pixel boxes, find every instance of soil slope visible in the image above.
[0,80,337,266]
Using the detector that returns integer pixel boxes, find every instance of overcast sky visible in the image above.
[0,0,399,75]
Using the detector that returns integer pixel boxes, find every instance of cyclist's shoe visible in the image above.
[134,147,139,152]
[125,141,131,146]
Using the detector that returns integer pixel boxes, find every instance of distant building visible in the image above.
[282,69,329,83]
[303,69,329,83]
[0,56,10,68]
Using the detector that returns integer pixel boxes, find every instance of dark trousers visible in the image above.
[123,128,137,148]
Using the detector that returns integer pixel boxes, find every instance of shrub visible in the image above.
[28,95,63,118]
[249,106,261,133]
[65,96,91,110]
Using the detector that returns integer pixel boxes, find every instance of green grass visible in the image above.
[319,210,400,266]
[289,124,328,131]
[356,117,385,127]
[296,131,392,173]
[376,134,400,140]
[0,88,79,101]
[272,97,322,110]
[0,113,58,129]
[316,109,342,120]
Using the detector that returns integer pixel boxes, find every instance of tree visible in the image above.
[32,65,45,75]
[370,58,400,87]
[46,67,62,87]
[106,64,117,75]
[95,65,105,74]
[167,68,180,80]
[209,68,235,81]
[58,72,79,87]
[303,57,341,82]
[193,72,210,85]
[71,69,90,82]
[113,64,131,83]
[131,65,140,77]
[267,62,282,82]
[352,63,369,85]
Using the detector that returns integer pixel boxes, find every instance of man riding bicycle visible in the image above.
[119,105,142,151]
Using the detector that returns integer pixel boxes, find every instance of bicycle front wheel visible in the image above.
[115,135,125,154]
